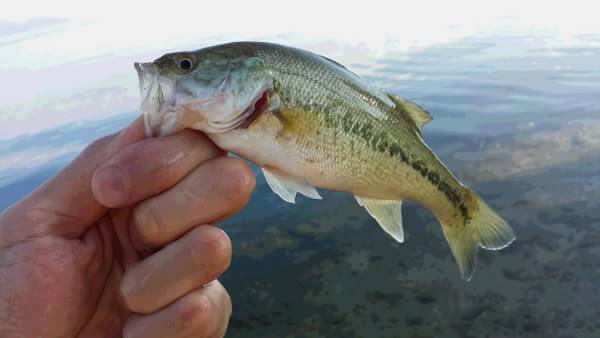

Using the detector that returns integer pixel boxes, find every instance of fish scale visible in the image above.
[136,41,516,280]
[264,57,431,196]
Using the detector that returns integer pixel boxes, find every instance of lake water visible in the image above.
[2,33,600,337]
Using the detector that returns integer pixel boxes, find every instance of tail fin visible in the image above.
[441,196,516,281]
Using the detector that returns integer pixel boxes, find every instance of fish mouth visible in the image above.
[135,61,274,136]
[134,62,157,108]
[135,62,176,137]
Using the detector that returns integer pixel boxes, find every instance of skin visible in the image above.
[0,116,255,338]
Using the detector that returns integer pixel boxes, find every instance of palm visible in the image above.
[0,210,136,338]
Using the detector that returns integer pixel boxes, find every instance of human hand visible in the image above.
[0,117,255,338]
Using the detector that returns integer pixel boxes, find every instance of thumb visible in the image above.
[0,117,145,243]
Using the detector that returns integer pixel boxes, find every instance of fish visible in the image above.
[134,41,516,281]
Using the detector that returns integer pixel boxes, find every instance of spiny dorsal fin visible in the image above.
[319,54,349,71]
[388,93,432,129]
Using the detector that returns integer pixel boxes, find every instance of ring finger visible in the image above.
[121,225,231,314]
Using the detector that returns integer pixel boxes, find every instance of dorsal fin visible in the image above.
[387,93,432,129]
[319,54,349,71]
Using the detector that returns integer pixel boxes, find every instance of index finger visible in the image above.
[91,130,224,208]
[0,117,146,244]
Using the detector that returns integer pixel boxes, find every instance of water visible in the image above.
[2,33,600,337]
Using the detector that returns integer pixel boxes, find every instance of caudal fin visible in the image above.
[441,197,516,281]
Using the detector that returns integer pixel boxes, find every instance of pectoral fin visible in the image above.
[262,168,322,203]
[355,196,404,243]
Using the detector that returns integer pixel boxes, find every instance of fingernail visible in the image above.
[93,165,131,207]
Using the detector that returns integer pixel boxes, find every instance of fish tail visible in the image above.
[441,192,516,281]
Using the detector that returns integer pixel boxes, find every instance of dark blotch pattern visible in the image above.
[339,112,469,221]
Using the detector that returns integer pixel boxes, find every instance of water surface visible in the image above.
[1,33,599,338]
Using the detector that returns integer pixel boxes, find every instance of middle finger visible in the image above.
[131,156,255,250]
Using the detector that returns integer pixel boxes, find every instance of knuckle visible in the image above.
[216,158,255,202]
[177,293,212,332]
[187,227,232,270]
[133,203,166,246]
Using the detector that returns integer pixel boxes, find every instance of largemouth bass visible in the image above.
[134,41,515,280]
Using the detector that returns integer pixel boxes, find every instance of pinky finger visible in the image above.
[123,280,232,338]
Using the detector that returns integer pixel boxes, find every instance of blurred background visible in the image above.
[2,1,600,337]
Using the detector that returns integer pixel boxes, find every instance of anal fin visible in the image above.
[355,196,404,243]
[262,168,322,204]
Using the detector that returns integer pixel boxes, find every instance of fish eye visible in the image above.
[179,59,192,70]
[175,55,196,73]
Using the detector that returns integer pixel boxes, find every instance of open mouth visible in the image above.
[135,62,178,137]
[239,90,271,129]
[135,62,159,109]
